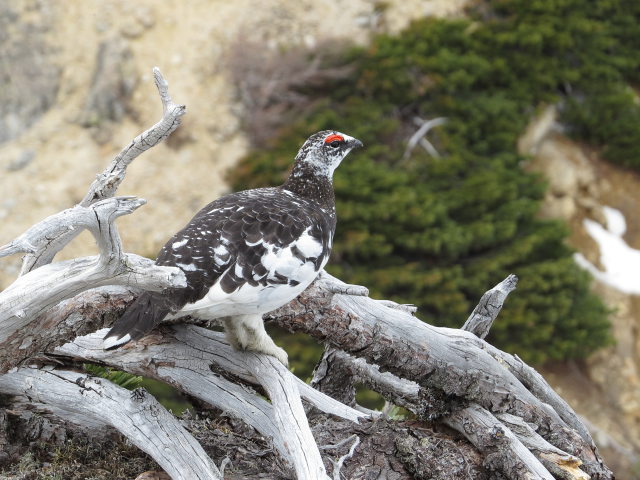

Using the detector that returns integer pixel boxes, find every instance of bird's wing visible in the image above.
[104,188,334,348]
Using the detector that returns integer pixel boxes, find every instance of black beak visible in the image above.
[351,138,364,149]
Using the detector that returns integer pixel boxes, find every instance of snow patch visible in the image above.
[575,206,640,294]
[603,205,626,236]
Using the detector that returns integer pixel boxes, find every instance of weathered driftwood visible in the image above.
[2,274,610,479]
[0,68,614,479]
[0,367,221,480]
[495,412,589,480]
[0,287,134,374]
[0,197,185,328]
[444,404,555,480]
[244,354,329,479]
[483,344,594,447]
[269,271,611,479]
[18,67,186,275]
[53,325,366,464]
[462,273,518,339]
[313,350,587,479]
[0,252,183,346]
[307,285,591,480]
[81,67,185,207]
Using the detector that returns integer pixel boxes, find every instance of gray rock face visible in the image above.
[0,3,60,144]
[78,38,137,144]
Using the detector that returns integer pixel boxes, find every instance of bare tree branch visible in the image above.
[444,404,556,480]
[313,343,590,479]
[19,68,185,274]
[53,325,366,467]
[462,274,518,338]
[0,256,183,346]
[496,413,589,480]
[81,68,185,206]
[403,116,447,160]
[0,287,133,373]
[329,434,360,480]
[0,367,221,480]
[482,345,595,448]
[269,272,611,479]
[244,354,330,479]
[0,196,143,262]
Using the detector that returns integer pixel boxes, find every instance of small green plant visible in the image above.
[81,365,192,414]
[16,451,39,473]
[37,436,154,480]
[82,364,142,390]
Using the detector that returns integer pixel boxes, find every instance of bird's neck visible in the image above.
[282,163,336,209]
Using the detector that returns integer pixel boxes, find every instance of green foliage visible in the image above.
[229,0,624,364]
[564,86,640,168]
[268,326,323,380]
[488,0,640,168]
[83,364,192,414]
[139,378,192,415]
[83,363,142,390]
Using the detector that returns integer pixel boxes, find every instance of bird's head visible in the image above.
[292,130,363,179]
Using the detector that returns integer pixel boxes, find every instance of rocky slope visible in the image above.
[520,107,640,475]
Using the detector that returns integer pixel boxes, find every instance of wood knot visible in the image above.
[130,388,146,402]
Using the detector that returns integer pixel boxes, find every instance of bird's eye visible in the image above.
[324,133,345,146]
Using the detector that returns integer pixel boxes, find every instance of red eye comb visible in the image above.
[324,134,344,144]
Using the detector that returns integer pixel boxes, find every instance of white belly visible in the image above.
[174,259,325,319]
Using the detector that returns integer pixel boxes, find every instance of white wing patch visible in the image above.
[213,243,230,266]
[295,227,323,258]
[265,245,301,278]
[172,239,188,249]
[260,245,277,271]
[176,263,197,271]
[103,333,131,349]
[176,245,329,319]
[260,244,305,278]
[234,263,244,277]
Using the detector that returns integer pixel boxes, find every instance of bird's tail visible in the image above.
[103,292,174,350]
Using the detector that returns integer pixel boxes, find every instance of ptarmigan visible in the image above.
[103,130,362,366]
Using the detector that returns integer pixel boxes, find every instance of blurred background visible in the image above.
[1,0,639,477]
